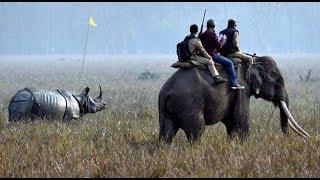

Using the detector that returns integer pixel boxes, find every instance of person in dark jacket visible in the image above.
[219,19,253,66]
[200,19,244,89]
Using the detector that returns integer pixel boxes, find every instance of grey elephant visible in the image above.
[8,85,106,122]
[158,56,310,144]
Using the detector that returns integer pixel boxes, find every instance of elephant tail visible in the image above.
[158,92,165,127]
[158,91,175,128]
[158,91,169,127]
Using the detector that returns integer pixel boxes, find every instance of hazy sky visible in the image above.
[0,2,319,55]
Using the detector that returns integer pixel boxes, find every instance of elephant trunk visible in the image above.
[279,99,289,134]
[276,86,290,134]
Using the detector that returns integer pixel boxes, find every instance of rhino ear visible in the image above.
[81,87,90,96]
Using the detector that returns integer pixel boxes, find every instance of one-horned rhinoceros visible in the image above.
[8,85,106,122]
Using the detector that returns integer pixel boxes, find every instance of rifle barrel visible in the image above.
[199,9,206,37]
[202,9,206,22]
[244,52,258,57]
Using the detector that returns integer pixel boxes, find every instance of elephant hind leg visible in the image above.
[181,112,205,144]
[159,116,179,145]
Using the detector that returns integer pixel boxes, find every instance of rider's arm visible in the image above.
[233,32,241,52]
[213,32,221,49]
[195,39,213,60]
[212,32,225,54]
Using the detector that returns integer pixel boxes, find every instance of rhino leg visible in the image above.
[159,116,179,145]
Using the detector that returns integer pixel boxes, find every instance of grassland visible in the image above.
[0,54,319,177]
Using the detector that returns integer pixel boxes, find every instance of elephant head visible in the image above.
[75,85,107,114]
[247,56,310,138]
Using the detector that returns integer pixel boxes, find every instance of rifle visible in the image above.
[198,9,206,38]
[243,52,258,58]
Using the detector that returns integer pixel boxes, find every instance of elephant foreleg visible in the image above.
[235,119,250,140]
[221,119,237,139]
[222,106,250,141]
[222,118,249,142]
[230,89,250,140]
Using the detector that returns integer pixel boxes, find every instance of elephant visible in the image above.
[158,56,310,144]
[8,85,106,122]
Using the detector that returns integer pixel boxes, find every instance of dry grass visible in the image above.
[0,54,319,177]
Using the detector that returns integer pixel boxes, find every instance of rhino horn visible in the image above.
[97,85,102,100]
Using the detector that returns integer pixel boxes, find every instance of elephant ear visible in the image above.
[248,66,263,95]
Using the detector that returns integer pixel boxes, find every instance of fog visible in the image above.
[1,2,320,55]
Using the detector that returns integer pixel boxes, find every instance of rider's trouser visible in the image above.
[191,56,219,77]
[212,53,238,86]
[226,51,253,65]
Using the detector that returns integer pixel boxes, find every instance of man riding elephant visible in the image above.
[187,24,227,84]
[219,19,253,68]
[159,55,310,144]
[200,19,245,89]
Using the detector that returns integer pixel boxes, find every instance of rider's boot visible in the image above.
[213,75,227,84]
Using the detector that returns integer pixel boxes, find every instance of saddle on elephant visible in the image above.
[171,57,243,71]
